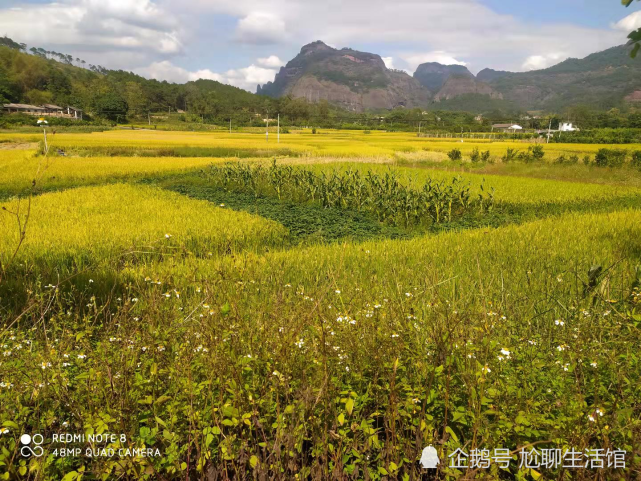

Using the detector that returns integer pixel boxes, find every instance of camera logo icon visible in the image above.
[20,434,44,457]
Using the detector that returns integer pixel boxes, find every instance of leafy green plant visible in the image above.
[447,148,462,161]
[502,147,518,162]
[470,147,480,163]
[631,150,641,169]
[594,148,627,168]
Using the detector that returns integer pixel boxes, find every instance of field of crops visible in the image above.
[3,129,641,161]
[0,129,640,480]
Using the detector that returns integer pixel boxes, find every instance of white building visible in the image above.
[559,122,578,132]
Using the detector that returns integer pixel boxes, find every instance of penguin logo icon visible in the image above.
[20,434,44,457]
[420,445,439,469]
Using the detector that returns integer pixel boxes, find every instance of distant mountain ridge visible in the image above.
[258,41,641,112]
[258,41,430,112]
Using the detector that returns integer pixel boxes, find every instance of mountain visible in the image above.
[434,76,502,102]
[258,41,431,112]
[413,63,473,92]
[482,45,641,110]
[476,68,510,83]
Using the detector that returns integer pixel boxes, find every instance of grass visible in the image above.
[1,210,639,479]
[0,129,640,479]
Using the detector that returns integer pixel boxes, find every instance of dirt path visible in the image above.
[0,142,39,150]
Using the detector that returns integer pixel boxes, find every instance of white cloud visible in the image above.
[257,55,285,68]
[402,52,467,72]
[0,0,183,67]
[138,60,278,92]
[381,56,395,69]
[235,12,287,44]
[522,53,566,71]
[614,10,641,32]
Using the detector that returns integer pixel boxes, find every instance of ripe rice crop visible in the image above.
[0,183,288,275]
[1,209,639,479]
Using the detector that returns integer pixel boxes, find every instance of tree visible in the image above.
[623,0,641,58]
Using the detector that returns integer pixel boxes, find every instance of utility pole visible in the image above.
[547,119,552,144]
[277,114,280,143]
[266,111,269,142]
[229,118,232,134]
[418,121,421,137]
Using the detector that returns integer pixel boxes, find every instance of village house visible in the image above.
[559,122,579,132]
[492,123,523,133]
[2,103,45,114]
[2,103,83,119]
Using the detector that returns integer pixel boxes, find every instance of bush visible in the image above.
[502,147,518,162]
[583,155,592,165]
[594,148,627,168]
[481,150,491,163]
[568,155,579,164]
[529,145,545,161]
[555,155,567,164]
[470,148,480,163]
[447,148,462,161]
[631,151,641,169]
[312,127,317,134]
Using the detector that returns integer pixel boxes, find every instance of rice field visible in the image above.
[3,129,641,161]
[0,129,640,480]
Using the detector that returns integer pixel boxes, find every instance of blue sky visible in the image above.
[0,0,639,91]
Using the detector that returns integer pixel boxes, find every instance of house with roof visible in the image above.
[2,103,45,114]
[492,123,523,133]
[2,103,83,119]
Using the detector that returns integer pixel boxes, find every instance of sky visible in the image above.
[1,0,640,92]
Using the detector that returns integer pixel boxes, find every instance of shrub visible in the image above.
[555,155,567,164]
[631,151,641,169]
[583,155,592,165]
[594,148,627,168]
[481,150,491,163]
[447,148,462,161]
[311,127,317,134]
[470,148,480,163]
[529,145,545,161]
[568,155,579,164]
[502,147,518,162]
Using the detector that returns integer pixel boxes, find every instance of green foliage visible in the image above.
[470,147,481,162]
[502,147,518,162]
[447,148,462,161]
[594,148,627,167]
[632,150,641,169]
[201,162,494,226]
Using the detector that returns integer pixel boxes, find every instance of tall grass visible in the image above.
[0,210,639,478]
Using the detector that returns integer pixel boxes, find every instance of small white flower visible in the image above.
[391,334,399,338]
[590,361,597,368]
[482,365,491,374]
[555,319,564,326]
[405,293,412,297]
[295,339,304,348]
[89,279,94,283]
[335,290,341,294]
[588,414,596,422]
[41,362,51,370]
[77,354,86,360]
[165,234,172,239]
